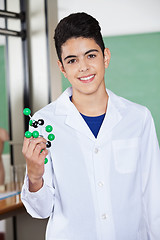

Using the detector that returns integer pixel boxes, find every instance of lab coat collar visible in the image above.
[55,87,95,140]
[97,89,123,140]
[55,87,75,116]
[55,87,125,141]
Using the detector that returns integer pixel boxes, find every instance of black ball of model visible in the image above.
[38,119,44,125]
[46,141,51,148]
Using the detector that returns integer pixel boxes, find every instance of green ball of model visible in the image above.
[25,131,32,138]
[45,125,53,132]
[32,131,39,138]
[23,108,31,116]
[48,134,55,141]
[29,120,34,126]
[44,158,48,164]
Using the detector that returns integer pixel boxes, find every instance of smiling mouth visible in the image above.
[79,74,95,83]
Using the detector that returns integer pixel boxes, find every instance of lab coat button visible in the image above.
[98,181,104,187]
[101,214,107,220]
[94,148,99,153]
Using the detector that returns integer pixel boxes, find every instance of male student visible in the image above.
[21,12,160,240]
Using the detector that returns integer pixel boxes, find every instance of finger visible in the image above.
[29,136,47,145]
[32,142,47,159]
[22,137,33,155]
[27,137,47,153]
[25,137,47,160]
[39,149,48,162]
[29,148,48,167]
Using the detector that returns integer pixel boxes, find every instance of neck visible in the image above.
[71,86,108,117]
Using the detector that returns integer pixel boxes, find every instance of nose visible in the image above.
[78,59,89,72]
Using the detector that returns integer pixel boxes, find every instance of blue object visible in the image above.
[80,113,105,138]
[70,95,105,138]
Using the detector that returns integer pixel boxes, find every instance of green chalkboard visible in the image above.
[0,45,9,154]
[61,32,160,143]
[104,32,160,143]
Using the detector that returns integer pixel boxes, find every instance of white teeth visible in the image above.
[80,75,94,81]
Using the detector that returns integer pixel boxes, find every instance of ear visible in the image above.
[104,48,111,69]
[57,60,67,78]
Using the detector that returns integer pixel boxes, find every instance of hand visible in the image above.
[22,136,48,192]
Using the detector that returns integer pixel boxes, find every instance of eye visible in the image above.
[88,54,96,59]
[68,59,77,64]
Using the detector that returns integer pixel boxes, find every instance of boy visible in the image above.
[21,12,160,240]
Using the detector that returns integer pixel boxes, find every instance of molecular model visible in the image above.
[23,108,55,164]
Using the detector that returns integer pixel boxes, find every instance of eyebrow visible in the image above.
[63,49,99,61]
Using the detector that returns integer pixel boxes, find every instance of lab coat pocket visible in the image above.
[112,138,140,173]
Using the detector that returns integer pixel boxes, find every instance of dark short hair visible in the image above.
[54,12,105,63]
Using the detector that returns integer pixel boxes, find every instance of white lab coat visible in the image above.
[21,87,160,240]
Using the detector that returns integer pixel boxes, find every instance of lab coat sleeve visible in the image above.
[141,108,160,239]
[21,152,55,219]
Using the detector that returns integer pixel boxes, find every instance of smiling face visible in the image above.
[58,37,111,98]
